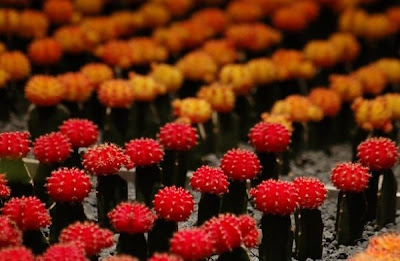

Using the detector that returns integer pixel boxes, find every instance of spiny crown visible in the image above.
[0,247,34,261]
[59,118,99,148]
[0,216,22,248]
[357,137,399,171]
[331,162,371,192]
[294,177,327,209]
[238,215,260,249]
[157,122,198,151]
[190,165,229,195]
[249,122,291,153]
[0,174,10,198]
[33,132,72,164]
[250,180,299,216]
[125,138,164,166]
[37,243,88,261]
[220,148,261,181]
[170,228,214,260]
[0,131,30,160]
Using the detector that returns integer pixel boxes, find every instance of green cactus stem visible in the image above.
[197,193,221,226]
[28,104,70,140]
[376,169,398,228]
[365,171,380,221]
[97,175,128,229]
[220,180,248,215]
[0,158,33,197]
[0,88,10,122]
[132,101,160,139]
[135,165,161,208]
[336,191,367,245]
[294,209,323,261]
[215,112,240,156]
[190,122,214,169]
[64,149,83,169]
[23,230,49,255]
[217,247,251,261]
[235,95,257,142]
[260,214,293,261]
[252,152,278,187]
[335,103,356,144]
[33,163,57,206]
[49,202,86,243]
[117,233,147,261]
[103,107,135,146]
[155,93,173,125]
[161,150,188,188]
[148,219,178,255]
[279,150,291,176]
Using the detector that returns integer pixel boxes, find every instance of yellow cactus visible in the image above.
[329,74,363,102]
[246,58,277,85]
[0,69,9,88]
[80,63,114,90]
[0,8,20,35]
[74,0,104,15]
[128,73,166,102]
[261,113,293,133]
[272,49,316,81]
[353,65,387,95]
[366,233,400,260]
[380,93,400,120]
[0,51,31,81]
[25,75,64,106]
[219,64,254,96]
[150,63,183,93]
[176,51,218,83]
[352,97,392,133]
[374,58,400,84]
[309,87,342,117]
[98,79,135,108]
[303,40,340,68]
[197,83,235,113]
[172,97,212,123]
[329,32,360,63]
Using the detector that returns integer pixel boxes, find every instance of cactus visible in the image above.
[0,216,23,248]
[37,243,87,261]
[0,247,35,261]
[170,228,214,260]
[376,169,398,228]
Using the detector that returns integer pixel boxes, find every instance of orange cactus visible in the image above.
[111,11,143,37]
[80,63,114,90]
[363,14,396,40]
[309,87,342,117]
[225,23,282,51]
[353,65,387,95]
[191,8,229,34]
[149,63,183,93]
[272,7,308,32]
[338,8,368,37]
[328,32,360,63]
[43,0,74,25]
[152,25,187,54]
[303,40,340,68]
[98,79,135,108]
[0,51,30,81]
[172,98,212,124]
[128,37,168,65]
[0,8,19,34]
[246,58,277,85]
[128,73,166,102]
[176,51,218,83]
[139,2,171,28]
[272,49,316,80]
[18,10,48,39]
[74,0,104,15]
[28,38,63,66]
[97,40,132,69]
[261,113,293,133]
[80,17,119,43]
[292,1,320,21]
[54,25,98,54]
[0,70,9,89]
[178,21,214,49]
[352,97,392,133]
[386,7,400,31]
[25,75,64,106]
[329,74,362,102]
[0,42,6,55]
[197,83,236,113]
[58,72,94,103]
[219,64,254,96]
[226,1,264,23]
[153,0,194,17]
[380,93,400,120]
[374,58,400,84]
[271,95,324,123]
[366,233,400,259]
[201,39,238,66]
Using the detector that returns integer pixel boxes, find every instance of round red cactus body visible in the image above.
[0,174,10,198]
[148,253,183,261]
[331,162,371,193]
[82,143,133,176]
[170,228,214,260]
[0,131,30,159]
[103,255,139,261]
[249,122,291,153]
[0,216,22,248]
[357,137,399,171]
[202,214,242,254]
[2,196,51,231]
[157,122,198,151]
[0,247,34,261]
[59,221,114,257]
[293,177,327,209]
[190,165,229,195]
[153,186,194,222]
[38,243,88,261]
[108,202,156,234]
[46,168,91,202]
[220,148,261,181]
[125,138,164,166]
[59,119,99,148]
[238,215,260,249]
[33,132,72,164]
[250,180,299,216]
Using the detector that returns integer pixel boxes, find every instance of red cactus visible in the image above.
[170,228,214,260]
[249,122,291,153]
[220,148,261,181]
[37,243,88,261]
[0,216,22,248]
[0,174,10,198]
[148,253,183,261]
[357,137,399,171]
[2,196,51,231]
[153,186,194,222]
[82,143,133,175]
[157,122,198,151]
[0,247,34,261]
[59,118,99,148]
[250,180,299,216]
[103,255,139,261]
[125,138,164,166]
[33,132,72,164]
[293,177,327,209]
[202,214,242,254]
[0,131,30,159]
[190,165,229,195]
[108,202,156,234]
[331,162,371,192]
[46,167,91,202]
[59,221,114,257]
[238,215,260,249]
